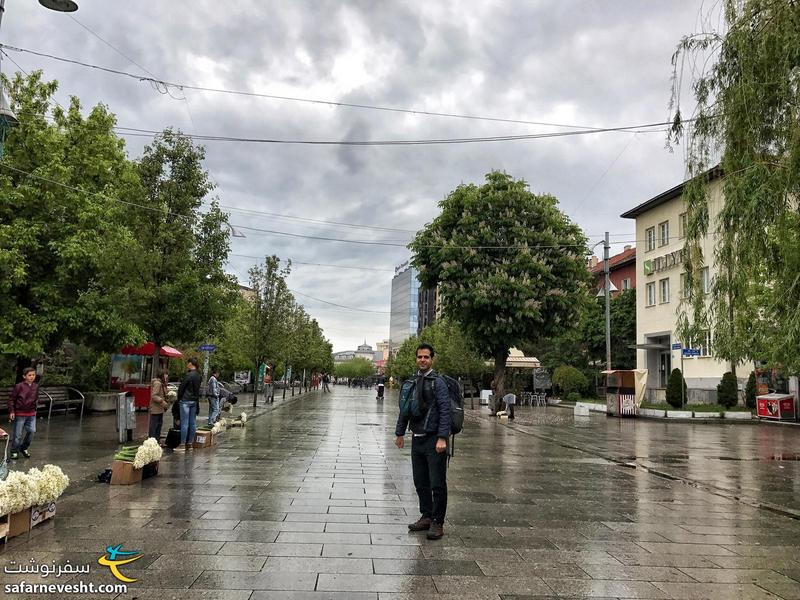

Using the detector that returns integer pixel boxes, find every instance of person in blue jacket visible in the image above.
[394,342,451,540]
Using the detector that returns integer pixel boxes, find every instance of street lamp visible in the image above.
[0,0,78,157]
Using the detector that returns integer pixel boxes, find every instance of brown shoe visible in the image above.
[426,521,444,540]
[185,443,193,451]
[408,517,431,532]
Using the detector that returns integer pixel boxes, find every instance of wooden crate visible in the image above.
[110,460,143,485]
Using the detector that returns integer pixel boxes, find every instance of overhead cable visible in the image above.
[1,43,643,131]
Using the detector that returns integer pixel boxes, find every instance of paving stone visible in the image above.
[652,581,784,599]
[543,577,670,598]
[263,556,373,573]
[433,575,552,595]
[317,574,436,593]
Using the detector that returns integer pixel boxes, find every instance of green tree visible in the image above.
[128,129,237,372]
[744,371,757,409]
[246,256,294,402]
[0,72,141,379]
[411,171,589,409]
[334,358,375,379]
[212,295,255,377]
[716,371,739,408]
[552,365,588,397]
[670,0,800,372]
[665,367,688,409]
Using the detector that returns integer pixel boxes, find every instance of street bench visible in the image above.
[0,386,85,421]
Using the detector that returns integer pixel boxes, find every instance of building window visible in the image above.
[679,212,688,238]
[680,272,692,299]
[645,227,656,252]
[691,330,713,357]
[621,278,631,291]
[658,221,669,246]
[659,277,670,304]
[646,282,656,307]
[700,267,711,294]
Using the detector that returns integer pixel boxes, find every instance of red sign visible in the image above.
[757,394,796,420]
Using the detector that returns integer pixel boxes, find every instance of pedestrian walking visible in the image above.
[376,374,385,400]
[503,391,516,420]
[7,367,39,459]
[322,373,331,393]
[177,357,201,451]
[207,368,221,426]
[394,343,451,540]
[148,370,170,441]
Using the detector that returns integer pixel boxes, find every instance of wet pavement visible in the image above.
[2,385,800,599]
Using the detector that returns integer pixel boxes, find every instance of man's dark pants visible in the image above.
[411,434,447,523]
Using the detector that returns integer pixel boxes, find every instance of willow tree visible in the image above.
[410,171,588,408]
[669,0,800,373]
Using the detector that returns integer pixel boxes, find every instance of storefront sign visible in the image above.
[644,249,685,276]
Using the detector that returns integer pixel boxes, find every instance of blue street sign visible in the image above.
[672,343,682,350]
[682,348,700,357]
[198,344,217,352]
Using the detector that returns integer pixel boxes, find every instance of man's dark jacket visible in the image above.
[394,370,451,439]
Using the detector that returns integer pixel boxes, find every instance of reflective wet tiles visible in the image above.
[3,387,800,599]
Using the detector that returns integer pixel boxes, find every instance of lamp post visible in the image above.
[0,0,78,157]
[591,233,613,372]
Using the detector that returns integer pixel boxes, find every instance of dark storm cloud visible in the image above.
[6,0,709,350]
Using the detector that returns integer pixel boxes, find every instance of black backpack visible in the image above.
[435,374,464,435]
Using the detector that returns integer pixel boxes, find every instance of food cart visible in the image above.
[111,343,183,410]
[603,369,647,417]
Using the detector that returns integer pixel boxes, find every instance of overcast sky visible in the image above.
[7,1,711,351]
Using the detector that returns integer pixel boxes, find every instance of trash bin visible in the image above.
[116,392,136,443]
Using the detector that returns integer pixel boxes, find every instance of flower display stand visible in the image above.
[110,460,143,485]
[1,502,57,543]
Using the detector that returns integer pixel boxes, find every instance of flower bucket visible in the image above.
[142,461,159,480]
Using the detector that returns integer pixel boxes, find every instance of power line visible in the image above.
[109,122,670,147]
[290,289,391,314]
[229,254,393,272]
[1,42,643,132]
[220,205,416,234]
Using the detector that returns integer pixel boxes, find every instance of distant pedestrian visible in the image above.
[149,370,170,441]
[376,374,385,400]
[263,367,274,403]
[7,367,39,460]
[322,373,331,393]
[394,343,451,540]
[207,369,221,426]
[503,392,516,420]
[177,357,201,451]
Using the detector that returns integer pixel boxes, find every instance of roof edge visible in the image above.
[620,165,722,219]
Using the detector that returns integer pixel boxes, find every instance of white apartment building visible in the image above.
[621,169,730,403]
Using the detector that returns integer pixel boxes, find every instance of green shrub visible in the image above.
[566,391,581,403]
[717,372,739,408]
[665,368,688,408]
[745,371,757,409]
[553,365,588,396]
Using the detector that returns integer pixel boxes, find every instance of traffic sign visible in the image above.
[672,343,682,350]
[682,348,700,357]
[198,344,217,352]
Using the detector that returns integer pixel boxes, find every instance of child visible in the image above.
[8,367,39,459]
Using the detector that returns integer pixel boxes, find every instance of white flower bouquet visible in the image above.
[0,465,70,516]
[211,422,223,435]
[239,411,247,423]
[132,437,163,469]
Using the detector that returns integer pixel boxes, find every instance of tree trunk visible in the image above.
[492,347,509,413]
[151,337,162,384]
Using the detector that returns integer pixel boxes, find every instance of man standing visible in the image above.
[322,373,331,393]
[394,343,451,540]
[207,368,221,426]
[177,357,201,451]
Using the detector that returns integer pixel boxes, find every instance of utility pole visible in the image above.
[604,231,612,372]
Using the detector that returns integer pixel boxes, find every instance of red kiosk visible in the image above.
[111,343,183,410]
